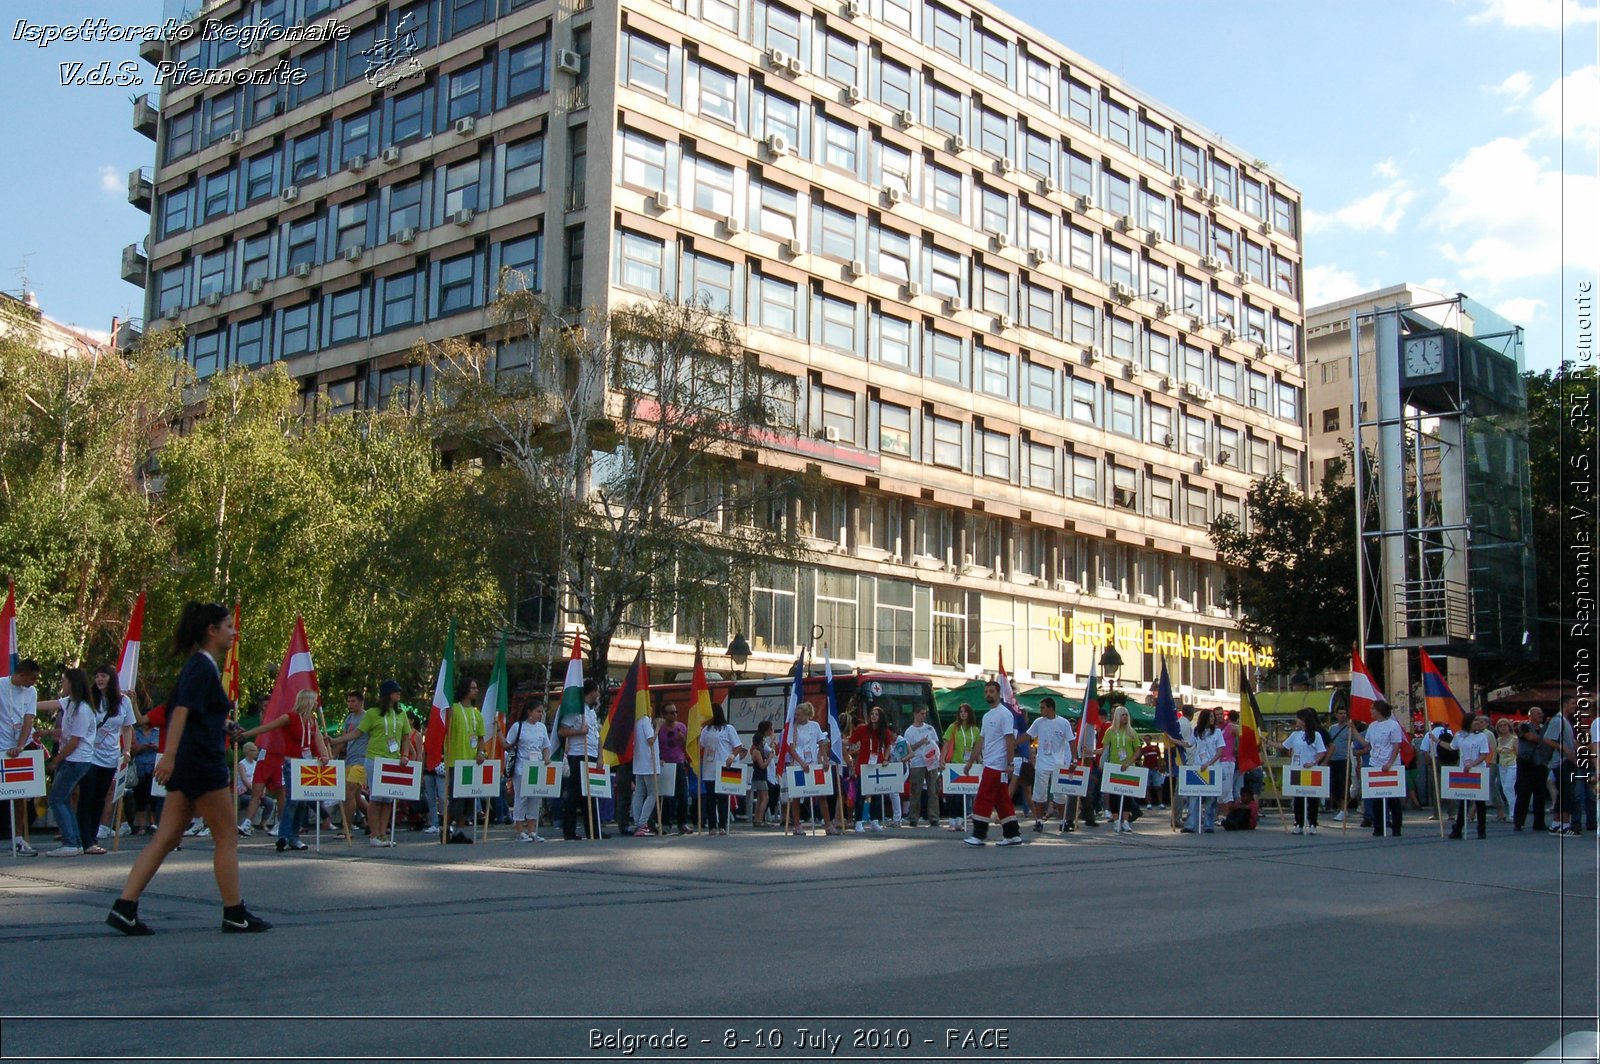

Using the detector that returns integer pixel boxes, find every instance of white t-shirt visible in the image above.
[1452,729,1492,769]
[559,706,600,759]
[60,700,96,763]
[1027,715,1076,767]
[1283,731,1326,768]
[506,719,551,766]
[1189,728,1224,768]
[632,716,657,775]
[90,695,135,768]
[236,755,258,794]
[1421,725,1448,757]
[0,679,38,751]
[902,721,940,767]
[978,705,1013,771]
[791,720,823,766]
[699,723,740,776]
[1365,718,1405,769]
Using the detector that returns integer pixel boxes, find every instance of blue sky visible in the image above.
[0,0,1594,372]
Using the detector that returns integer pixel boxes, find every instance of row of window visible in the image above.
[622,16,1298,228]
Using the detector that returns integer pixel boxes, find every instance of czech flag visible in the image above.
[949,765,983,788]
[1419,650,1465,731]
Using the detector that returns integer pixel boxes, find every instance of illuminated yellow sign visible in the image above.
[1044,615,1275,669]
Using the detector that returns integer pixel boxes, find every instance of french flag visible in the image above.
[117,593,145,693]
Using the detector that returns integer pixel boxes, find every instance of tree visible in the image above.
[1525,363,1596,683]
[1209,461,1359,676]
[420,289,814,678]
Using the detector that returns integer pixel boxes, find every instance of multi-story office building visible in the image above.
[125,0,1307,700]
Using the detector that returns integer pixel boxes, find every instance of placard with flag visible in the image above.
[1439,765,1490,801]
[715,763,750,795]
[1177,766,1226,797]
[942,763,983,795]
[0,750,46,800]
[453,760,500,798]
[520,760,561,798]
[1101,763,1149,798]
[290,759,344,801]
[369,758,422,800]
[1361,766,1406,798]
[784,765,833,797]
[860,760,907,796]
[1282,765,1330,798]
[583,761,612,799]
[1050,763,1091,799]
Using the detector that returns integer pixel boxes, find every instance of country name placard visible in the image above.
[290,759,344,802]
[369,758,421,801]
[1282,766,1330,799]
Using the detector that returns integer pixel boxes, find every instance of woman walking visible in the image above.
[1281,708,1328,835]
[106,603,271,934]
[1492,717,1517,822]
[1102,707,1141,834]
[40,670,97,857]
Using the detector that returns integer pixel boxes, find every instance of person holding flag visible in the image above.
[505,698,552,842]
[1,657,42,856]
[1447,712,1492,840]
[355,680,418,844]
[558,677,605,841]
[783,702,835,835]
[239,689,330,851]
[1181,709,1224,834]
[941,703,979,831]
[961,680,1023,847]
[1351,700,1406,837]
[697,703,746,836]
[1102,706,1142,834]
[82,665,136,850]
[1279,709,1328,835]
[1025,696,1074,833]
[444,677,487,843]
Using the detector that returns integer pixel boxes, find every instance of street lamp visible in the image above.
[1099,645,1123,683]
[726,633,752,679]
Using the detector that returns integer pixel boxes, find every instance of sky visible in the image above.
[0,0,1594,372]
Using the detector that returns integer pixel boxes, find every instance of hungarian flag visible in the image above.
[1078,660,1103,758]
[260,616,318,755]
[1419,650,1465,731]
[0,580,17,678]
[823,646,842,765]
[424,621,457,771]
[772,648,805,773]
[299,762,339,788]
[602,645,649,765]
[683,645,715,770]
[1237,675,1266,773]
[480,633,509,760]
[1349,646,1383,724]
[554,631,585,759]
[1153,660,1182,741]
[116,593,145,694]
[220,602,241,708]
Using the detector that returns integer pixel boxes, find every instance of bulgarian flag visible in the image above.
[1108,769,1142,789]
[1237,674,1265,773]
[116,593,145,694]
[554,632,585,759]
[220,602,241,708]
[1078,660,1102,759]
[1,580,17,678]
[480,633,509,759]
[683,646,714,770]
[260,616,318,754]
[1419,649,1465,731]
[424,621,457,771]
[1349,646,1383,724]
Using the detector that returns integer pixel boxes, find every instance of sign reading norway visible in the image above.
[370,758,422,801]
[290,759,344,802]
[1100,764,1149,798]
[0,750,46,800]
[453,760,500,798]
[1177,766,1226,798]
[785,765,833,798]
[1282,766,1330,799]
[942,764,982,796]
[860,761,907,796]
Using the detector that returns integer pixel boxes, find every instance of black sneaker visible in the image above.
[221,903,272,934]
[1032,821,1044,833]
[448,832,474,844]
[106,900,153,937]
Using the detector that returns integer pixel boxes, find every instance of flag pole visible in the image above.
[111,768,125,852]
[654,767,661,839]
[1342,725,1354,835]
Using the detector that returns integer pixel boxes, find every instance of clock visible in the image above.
[1403,334,1446,378]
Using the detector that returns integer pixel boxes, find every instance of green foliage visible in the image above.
[1525,363,1596,681]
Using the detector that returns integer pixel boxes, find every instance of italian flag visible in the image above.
[424,621,456,771]
[556,632,585,758]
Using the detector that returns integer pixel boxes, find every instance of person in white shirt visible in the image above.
[962,681,1022,847]
[40,669,98,856]
[630,709,658,837]
[1353,701,1406,837]
[783,702,835,835]
[901,706,941,828]
[84,665,135,848]
[557,680,606,841]
[697,704,747,835]
[1280,708,1328,835]
[1,660,42,855]
[1182,709,1225,834]
[1025,697,1075,833]
[506,701,552,843]
[1446,713,1493,840]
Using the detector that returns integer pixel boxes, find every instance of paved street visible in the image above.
[1,813,1595,1064]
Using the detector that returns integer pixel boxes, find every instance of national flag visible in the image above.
[601,645,649,765]
[458,761,499,788]
[116,593,145,693]
[1366,769,1401,786]
[823,646,842,765]
[949,765,983,788]
[379,761,420,788]
[718,765,745,788]
[1349,646,1383,724]
[1109,771,1142,789]
[1447,770,1484,790]
[1237,675,1266,773]
[525,762,560,789]
[1,580,18,678]
[2,756,38,783]
[1153,661,1182,741]
[1183,767,1215,787]
[1419,650,1465,731]
[260,616,318,755]
[424,621,457,770]
[585,762,608,790]
[552,632,585,760]
[479,632,509,760]
[1078,659,1103,758]
[772,648,805,774]
[219,602,241,707]
[996,648,1023,729]
[1289,768,1321,788]
[299,763,339,788]
[683,646,714,770]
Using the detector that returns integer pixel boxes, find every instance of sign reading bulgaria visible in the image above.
[1045,615,1275,670]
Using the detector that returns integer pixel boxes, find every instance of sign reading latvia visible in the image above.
[0,750,45,800]
[369,758,422,801]
[1439,766,1490,801]
[1177,766,1226,797]
[290,759,344,802]
[519,761,561,798]
[942,764,982,796]
[1050,764,1091,799]
[714,763,749,795]
[452,760,500,798]
[1100,764,1149,798]
[583,762,612,799]
[1282,766,1330,799]
[859,761,907,796]
[1361,767,1406,798]
[784,765,833,798]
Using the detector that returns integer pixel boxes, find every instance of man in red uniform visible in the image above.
[961,681,1022,847]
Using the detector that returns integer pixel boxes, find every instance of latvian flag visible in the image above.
[1447,771,1485,792]
[1289,768,1321,788]
[718,765,745,788]
[379,761,420,789]
[2,756,38,784]
[461,762,499,789]
[1109,771,1142,789]
[300,763,339,788]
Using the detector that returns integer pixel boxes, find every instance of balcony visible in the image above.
[132,95,158,140]
[127,168,153,212]
[121,244,147,287]
[139,34,164,65]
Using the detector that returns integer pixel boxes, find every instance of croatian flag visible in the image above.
[0,581,17,678]
[116,593,145,694]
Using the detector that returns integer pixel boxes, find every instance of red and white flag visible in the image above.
[370,757,422,801]
[261,617,319,753]
[116,593,145,693]
[1,580,18,679]
[1349,646,1383,724]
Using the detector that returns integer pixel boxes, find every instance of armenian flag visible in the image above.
[1419,650,1465,731]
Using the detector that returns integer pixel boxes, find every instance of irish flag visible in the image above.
[555,632,584,758]
[424,621,457,771]
[1349,646,1383,724]
[260,616,318,754]
[1,580,17,678]
[116,593,145,693]
[684,646,714,770]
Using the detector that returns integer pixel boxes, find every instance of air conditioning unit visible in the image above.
[945,295,964,312]
[1174,176,1190,192]
[1198,386,1216,402]
[822,425,842,443]
[1261,220,1275,236]
[343,245,363,262]
[883,186,904,205]
[380,147,402,164]
[1182,380,1203,399]
[248,39,267,56]
[842,0,864,17]
[764,132,790,156]
[1157,302,1174,318]
[766,48,792,70]
[1145,228,1163,247]
[721,215,742,235]
[1125,362,1141,380]
[996,314,1013,330]
[451,207,475,225]
[844,85,863,104]
[280,185,299,202]
[1206,191,1222,206]
[1221,328,1238,345]
[1038,177,1056,195]
[1027,248,1046,267]
[1053,578,1079,593]
[346,154,368,172]
[947,134,967,153]
[784,237,803,256]
[896,108,915,128]
[990,232,1011,251]
[1112,281,1135,303]
[1216,448,1234,465]
[845,259,865,278]
[1075,194,1095,212]
[1163,376,1178,392]
[454,116,476,136]
[787,57,805,77]
[904,281,923,298]
[1085,345,1103,363]
[1161,432,1175,447]
[246,277,265,294]
[395,226,417,245]
[228,130,244,145]
[556,49,583,75]
[203,290,223,307]
[1202,255,1223,271]
[292,262,311,279]
[650,190,672,211]
[997,156,1013,174]
[1116,215,1136,232]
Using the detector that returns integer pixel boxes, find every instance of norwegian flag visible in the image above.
[0,751,45,798]
[2,755,39,783]
[116,593,145,693]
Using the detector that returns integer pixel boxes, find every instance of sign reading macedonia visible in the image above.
[1044,615,1275,670]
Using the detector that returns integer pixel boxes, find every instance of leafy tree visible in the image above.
[1524,363,1596,683]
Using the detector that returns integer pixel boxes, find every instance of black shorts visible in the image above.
[167,760,230,801]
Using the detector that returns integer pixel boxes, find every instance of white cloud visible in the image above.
[1304,181,1416,236]
[97,165,120,196]
[1373,158,1400,180]
[1304,264,1376,308]
[1488,296,1545,325]
[1469,0,1599,29]
[1490,71,1534,99]
[1428,135,1600,287]
[1529,65,1600,146]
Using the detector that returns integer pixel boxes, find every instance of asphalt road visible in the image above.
[1,810,1595,1064]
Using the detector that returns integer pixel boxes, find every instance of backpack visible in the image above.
[1433,729,1458,766]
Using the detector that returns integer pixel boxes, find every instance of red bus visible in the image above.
[647,670,935,737]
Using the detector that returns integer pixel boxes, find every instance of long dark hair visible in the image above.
[754,720,773,744]
[62,667,93,708]
[1297,707,1318,741]
[868,704,890,747]
[93,665,123,725]
[709,703,727,730]
[1194,708,1215,738]
[172,602,229,655]
[955,703,976,726]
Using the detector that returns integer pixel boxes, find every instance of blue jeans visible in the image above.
[48,760,94,849]
[1185,795,1217,831]
[277,762,309,844]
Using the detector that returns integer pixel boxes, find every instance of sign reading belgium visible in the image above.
[1045,615,1275,670]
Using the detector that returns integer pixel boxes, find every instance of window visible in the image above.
[326,287,365,345]
[930,415,963,469]
[819,296,857,354]
[879,401,912,455]
[1322,407,1341,433]
[819,386,857,442]
[1024,360,1057,413]
[1245,303,1267,344]
[334,200,367,254]
[1150,403,1173,448]
[1142,119,1171,170]
[504,136,545,199]
[1104,243,1135,289]
[701,0,739,31]
[876,312,912,367]
[446,64,486,121]
[823,33,857,87]
[930,3,963,58]
[978,266,1009,315]
[930,165,962,217]
[979,427,1011,480]
[928,246,962,299]
[1273,252,1298,297]
[1109,316,1135,362]
[1024,55,1052,103]
[1065,149,1093,196]
[1271,192,1297,237]
[619,231,665,291]
[437,252,479,313]
[1023,129,1052,179]
[821,118,859,174]
[1111,464,1137,510]
[191,331,224,378]
[1071,453,1098,501]
[201,171,231,222]
[818,204,857,260]
[626,33,669,97]
[1319,359,1341,385]
[1064,77,1095,129]
[1067,225,1094,275]
[391,87,427,144]
[165,108,196,161]
[448,0,489,34]
[762,91,801,143]
[381,270,420,330]
[1178,138,1204,186]
[1104,170,1132,217]
[882,0,913,31]
[1247,369,1269,411]
[1104,97,1133,149]
[697,63,736,125]
[196,251,227,300]
[156,265,186,316]
[620,129,666,191]
[1248,434,1270,475]
[285,217,318,269]
[161,187,191,238]
[1212,159,1236,206]
[1212,225,1238,269]
[1109,389,1138,437]
[1215,358,1240,402]
[815,571,858,658]
[1217,426,1240,468]
[443,160,480,215]
[876,578,913,666]
[928,330,963,384]
[1242,176,1265,220]
[1274,381,1301,423]
[878,141,912,196]
[931,84,962,135]
[294,48,329,106]
[234,318,267,367]
[375,365,419,412]
[279,304,314,357]
[978,30,1009,82]
[764,2,801,54]
[1140,188,1170,240]
[978,106,1009,158]
[691,155,735,216]
[979,186,1008,236]
[1183,343,1208,387]
[290,132,322,184]
[1148,332,1173,377]
[756,183,799,240]
[978,345,1010,399]
[879,57,912,112]
[1067,298,1096,347]
[754,273,800,334]
[388,181,422,236]
[1184,413,1208,456]
[506,38,547,101]
[1148,475,1174,521]
[875,226,911,282]
[207,92,238,144]
[1069,376,1097,423]
[1026,441,1056,491]
[1185,486,1209,527]
[340,112,373,165]
[682,251,734,314]
[1024,283,1055,335]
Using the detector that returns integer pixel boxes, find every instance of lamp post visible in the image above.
[726,633,752,680]
[1099,645,1123,689]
